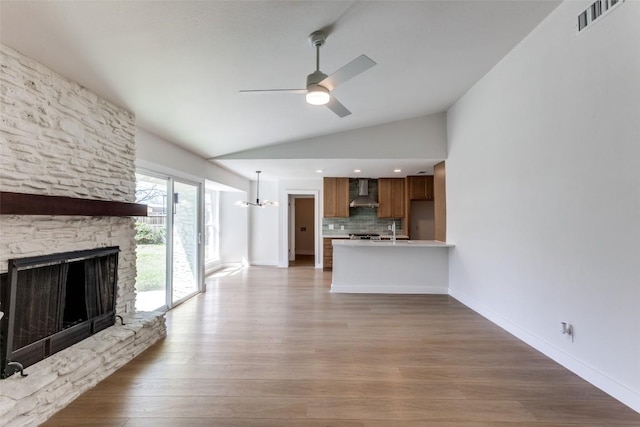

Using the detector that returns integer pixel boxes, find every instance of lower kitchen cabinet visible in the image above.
[323,238,348,271]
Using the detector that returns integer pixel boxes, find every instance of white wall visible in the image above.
[249,179,280,265]
[219,191,249,266]
[217,113,447,160]
[136,128,249,192]
[447,0,640,412]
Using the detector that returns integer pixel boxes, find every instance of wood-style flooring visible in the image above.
[289,254,315,267]
[44,266,640,426]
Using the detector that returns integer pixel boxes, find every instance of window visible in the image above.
[204,188,220,263]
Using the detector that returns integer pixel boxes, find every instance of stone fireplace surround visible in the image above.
[0,44,166,425]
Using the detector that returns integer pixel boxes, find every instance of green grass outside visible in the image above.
[136,244,166,292]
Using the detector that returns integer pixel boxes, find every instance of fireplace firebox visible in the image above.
[0,246,119,378]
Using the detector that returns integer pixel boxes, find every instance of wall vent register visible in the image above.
[578,0,624,33]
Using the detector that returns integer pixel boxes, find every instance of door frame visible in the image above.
[289,195,316,262]
[279,189,320,269]
[169,177,202,309]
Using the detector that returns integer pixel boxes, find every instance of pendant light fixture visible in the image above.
[235,171,279,208]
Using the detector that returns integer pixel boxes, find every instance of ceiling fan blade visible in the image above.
[326,96,351,118]
[239,89,307,94]
[319,54,376,91]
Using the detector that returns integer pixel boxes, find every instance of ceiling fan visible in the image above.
[240,30,376,118]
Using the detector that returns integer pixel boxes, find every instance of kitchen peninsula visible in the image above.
[331,239,453,294]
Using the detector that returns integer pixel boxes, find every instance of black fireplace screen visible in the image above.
[0,246,119,378]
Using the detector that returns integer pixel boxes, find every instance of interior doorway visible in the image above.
[289,195,315,267]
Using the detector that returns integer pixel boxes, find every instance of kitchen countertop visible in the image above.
[332,239,453,248]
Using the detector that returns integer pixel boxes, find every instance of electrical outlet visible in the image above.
[328,224,334,230]
[388,225,392,230]
[340,225,344,230]
[561,322,574,342]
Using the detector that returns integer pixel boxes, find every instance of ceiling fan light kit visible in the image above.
[240,30,376,117]
[306,85,330,105]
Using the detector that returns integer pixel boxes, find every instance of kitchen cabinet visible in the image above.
[323,177,349,218]
[323,237,348,271]
[407,175,434,201]
[434,162,446,242]
[377,178,405,218]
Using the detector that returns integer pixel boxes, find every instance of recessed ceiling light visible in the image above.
[394,169,402,173]
[315,169,323,173]
[354,169,361,173]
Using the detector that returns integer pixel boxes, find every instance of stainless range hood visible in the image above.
[349,179,379,208]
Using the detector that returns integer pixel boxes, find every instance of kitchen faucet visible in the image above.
[391,221,396,243]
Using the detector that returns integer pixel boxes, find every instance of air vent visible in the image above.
[577,0,624,33]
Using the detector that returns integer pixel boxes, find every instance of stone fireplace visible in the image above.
[0,44,166,425]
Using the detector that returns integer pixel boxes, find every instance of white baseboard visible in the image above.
[250,260,278,267]
[221,262,245,268]
[449,288,640,414]
[331,284,448,294]
[204,261,223,276]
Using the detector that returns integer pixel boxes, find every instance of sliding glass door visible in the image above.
[134,173,169,311]
[171,180,199,305]
[135,172,201,311]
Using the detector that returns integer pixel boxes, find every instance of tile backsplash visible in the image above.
[322,208,403,236]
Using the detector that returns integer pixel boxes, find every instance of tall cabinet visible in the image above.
[434,162,446,242]
[406,175,435,240]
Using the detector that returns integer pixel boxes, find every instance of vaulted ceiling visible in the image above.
[0,1,560,179]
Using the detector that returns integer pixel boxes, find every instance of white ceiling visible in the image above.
[0,1,560,180]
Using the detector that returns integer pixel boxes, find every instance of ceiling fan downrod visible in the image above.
[309,30,326,72]
[255,170,261,205]
[306,31,329,90]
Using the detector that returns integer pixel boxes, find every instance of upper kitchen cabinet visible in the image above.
[378,178,405,218]
[323,177,349,218]
[407,175,434,201]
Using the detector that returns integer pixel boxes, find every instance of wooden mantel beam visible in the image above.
[0,191,147,217]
